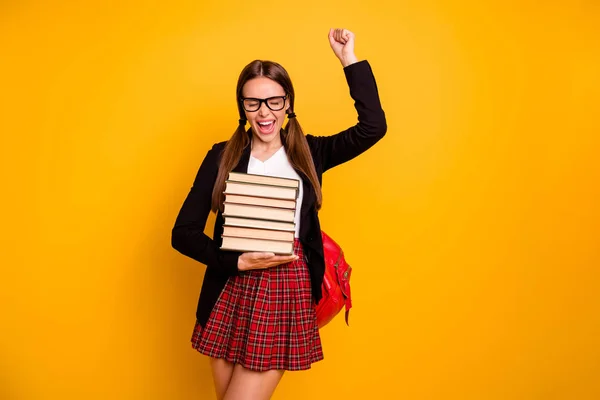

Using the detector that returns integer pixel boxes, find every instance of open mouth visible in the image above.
[256,120,276,135]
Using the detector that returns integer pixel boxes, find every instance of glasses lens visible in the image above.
[267,97,285,111]
[243,99,260,111]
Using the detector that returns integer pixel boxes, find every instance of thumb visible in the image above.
[343,30,355,45]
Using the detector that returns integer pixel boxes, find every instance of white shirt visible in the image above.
[247,145,303,238]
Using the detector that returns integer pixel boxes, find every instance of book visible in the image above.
[223,202,295,223]
[222,226,295,242]
[220,172,298,254]
[227,171,299,189]
[224,194,296,210]
[224,181,298,200]
[224,217,296,232]
[221,236,294,255]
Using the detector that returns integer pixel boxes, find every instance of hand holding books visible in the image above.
[237,252,299,271]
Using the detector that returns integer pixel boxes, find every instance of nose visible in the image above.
[258,101,271,117]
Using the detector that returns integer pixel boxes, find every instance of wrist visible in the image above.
[340,54,358,68]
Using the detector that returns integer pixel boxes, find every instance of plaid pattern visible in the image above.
[191,239,323,371]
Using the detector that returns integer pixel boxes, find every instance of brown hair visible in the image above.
[211,60,323,212]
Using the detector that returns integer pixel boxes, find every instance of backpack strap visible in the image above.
[334,250,353,326]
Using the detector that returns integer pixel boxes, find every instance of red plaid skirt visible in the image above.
[191,239,323,371]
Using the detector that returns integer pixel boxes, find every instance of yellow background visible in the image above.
[2,0,599,399]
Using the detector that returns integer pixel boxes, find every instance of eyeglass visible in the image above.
[240,95,287,112]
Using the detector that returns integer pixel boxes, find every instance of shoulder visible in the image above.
[304,133,327,156]
[210,140,228,153]
[205,140,228,160]
[194,141,228,176]
[305,134,317,150]
[305,134,324,156]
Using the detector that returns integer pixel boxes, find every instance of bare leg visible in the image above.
[223,364,284,400]
[210,358,235,400]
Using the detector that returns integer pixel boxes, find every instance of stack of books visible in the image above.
[220,171,299,255]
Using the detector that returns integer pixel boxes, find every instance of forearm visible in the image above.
[171,223,241,276]
[171,145,241,276]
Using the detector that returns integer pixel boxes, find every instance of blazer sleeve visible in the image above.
[307,60,387,172]
[171,144,241,276]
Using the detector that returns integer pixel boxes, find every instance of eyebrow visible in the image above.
[241,94,286,99]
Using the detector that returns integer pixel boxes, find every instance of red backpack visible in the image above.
[315,231,353,328]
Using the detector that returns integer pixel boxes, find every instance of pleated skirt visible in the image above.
[191,239,324,371]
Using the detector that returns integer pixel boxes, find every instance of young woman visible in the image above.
[172,28,387,400]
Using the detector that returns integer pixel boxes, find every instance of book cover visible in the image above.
[223,202,296,223]
[224,181,298,200]
[222,226,295,242]
[223,217,296,232]
[224,194,296,210]
[228,171,299,189]
[221,236,294,255]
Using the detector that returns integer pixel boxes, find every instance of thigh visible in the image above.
[223,364,284,400]
[210,358,235,400]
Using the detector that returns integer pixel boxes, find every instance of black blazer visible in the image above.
[172,60,387,327]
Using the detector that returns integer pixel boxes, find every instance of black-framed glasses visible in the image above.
[240,95,287,112]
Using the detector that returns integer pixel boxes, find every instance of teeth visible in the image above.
[258,121,273,126]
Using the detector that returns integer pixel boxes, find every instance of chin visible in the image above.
[252,125,281,142]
